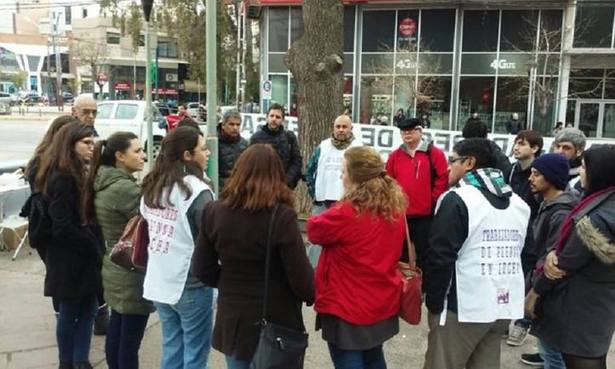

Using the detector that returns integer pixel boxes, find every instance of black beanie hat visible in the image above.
[531,153,570,190]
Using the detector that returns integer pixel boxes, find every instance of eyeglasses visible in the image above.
[80,109,97,116]
[449,156,468,165]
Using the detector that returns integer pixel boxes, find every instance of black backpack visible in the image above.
[20,191,52,256]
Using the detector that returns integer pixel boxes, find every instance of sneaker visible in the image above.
[521,353,544,367]
[93,305,109,336]
[507,324,529,346]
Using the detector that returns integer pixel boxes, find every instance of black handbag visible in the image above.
[250,205,309,369]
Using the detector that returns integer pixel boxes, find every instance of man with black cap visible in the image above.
[520,153,578,369]
[386,118,448,268]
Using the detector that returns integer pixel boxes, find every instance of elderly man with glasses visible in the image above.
[72,94,99,136]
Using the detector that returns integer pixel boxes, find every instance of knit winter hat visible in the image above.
[531,153,570,190]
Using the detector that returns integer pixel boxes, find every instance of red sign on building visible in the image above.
[114,82,132,91]
[398,18,417,37]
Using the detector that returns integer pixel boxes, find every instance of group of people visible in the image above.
[23,93,615,369]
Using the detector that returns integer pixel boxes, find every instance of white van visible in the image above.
[95,100,167,156]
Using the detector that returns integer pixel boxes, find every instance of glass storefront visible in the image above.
[262,4,615,137]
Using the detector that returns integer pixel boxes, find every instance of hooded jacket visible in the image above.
[94,165,154,315]
[385,138,449,217]
[532,191,578,262]
[533,189,615,357]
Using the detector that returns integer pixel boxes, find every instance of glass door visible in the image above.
[575,101,600,138]
[603,103,615,138]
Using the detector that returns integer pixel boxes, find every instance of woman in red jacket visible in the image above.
[307,146,407,369]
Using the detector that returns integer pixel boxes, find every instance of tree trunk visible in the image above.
[285,0,344,216]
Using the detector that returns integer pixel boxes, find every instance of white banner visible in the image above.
[238,113,614,160]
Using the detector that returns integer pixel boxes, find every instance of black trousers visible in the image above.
[402,215,432,271]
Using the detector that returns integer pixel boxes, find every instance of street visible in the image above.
[0,119,49,163]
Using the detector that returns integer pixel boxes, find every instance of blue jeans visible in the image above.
[154,287,213,369]
[225,355,251,369]
[538,339,566,369]
[328,343,387,369]
[56,295,98,363]
[105,310,149,369]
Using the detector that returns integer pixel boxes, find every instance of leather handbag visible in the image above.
[110,215,149,272]
[250,205,308,369]
[398,221,423,325]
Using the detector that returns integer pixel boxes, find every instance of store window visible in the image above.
[393,76,416,119]
[500,10,538,51]
[458,77,495,130]
[27,56,40,72]
[420,9,455,52]
[495,77,527,133]
[106,32,120,45]
[344,7,356,52]
[539,10,563,52]
[343,76,353,112]
[268,8,289,52]
[462,10,499,52]
[290,8,303,44]
[533,78,558,135]
[417,76,451,130]
[360,76,393,124]
[574,7,614,48]
[362,11,396,52]
[396,10,419,52]
[270,75,288,107]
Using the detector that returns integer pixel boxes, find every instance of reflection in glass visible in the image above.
[458,77,495,130]
[566,99,576,128]
[578,103,599,138]
[603,104,615,138]
[462,10,499,52]
[420,9,455,52]
[539,10,563,52]
[418,53,453,75]
[574,7,614,48]
[361,54,395,74]
[268,8,289,52]
[360,76,393,125]
[533,77,558,135]
[362,11,396,52]
[343,77,353,113]
[417,77,452,130]
[393,76,416,120]
[290,8,304,44]
[495,77,528,134]
[344,6,356,52]
[461,53,499,75]
[568,78,603,99]
[500,10,537,51]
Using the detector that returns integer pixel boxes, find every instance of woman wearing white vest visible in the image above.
[423,138,531,369]
[141,126,215,369]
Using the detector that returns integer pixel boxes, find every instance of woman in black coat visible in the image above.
[192,144,315,369]
[35,122,103,369]
[526,145,615,369]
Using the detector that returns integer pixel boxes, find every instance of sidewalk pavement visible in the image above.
[1,246,613,369]
[0,106,65,122]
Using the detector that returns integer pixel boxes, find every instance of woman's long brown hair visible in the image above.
[221,144,294,211]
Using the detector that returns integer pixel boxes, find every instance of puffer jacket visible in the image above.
[217,124,248,190]
[94,165,154,315]
[533,189,615,357]
[249,124,303,189]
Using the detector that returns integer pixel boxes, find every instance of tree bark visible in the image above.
[285,0,344,215]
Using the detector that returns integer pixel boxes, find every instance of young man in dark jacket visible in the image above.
[553,128,586,194]
[507,130,543,347]
[249,103,302,189]
[519,153,577,369]
[217,109,248,190]
[424,138,530,369]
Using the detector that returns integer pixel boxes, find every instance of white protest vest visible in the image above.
[314,138,361,201]
[446,185,529,323]
[141,175,211,304]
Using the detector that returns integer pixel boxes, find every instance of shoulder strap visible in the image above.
[427,143,437,188]
[405,221,417,268]
[261,204,280,322]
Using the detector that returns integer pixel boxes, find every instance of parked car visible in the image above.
[20,92,42,106]
[62,92,74,104]
[0,92,12,114]
[95,100,167,158]
[186,102,206,122]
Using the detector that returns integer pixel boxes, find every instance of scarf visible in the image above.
[456,168,512,198]
[217,124,240,144]
[535,185,615,274]
[331,133,355,150]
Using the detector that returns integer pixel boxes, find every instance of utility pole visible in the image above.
[141,0,154,166]
[235,1,241,109]
[206,0,219,195]
[52,11,63,110]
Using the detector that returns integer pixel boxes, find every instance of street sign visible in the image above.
[262,80,272,100]
[148,61,157,85]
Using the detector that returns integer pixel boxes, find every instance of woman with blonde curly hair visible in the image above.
[307,146,407,369]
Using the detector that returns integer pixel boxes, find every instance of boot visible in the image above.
[93,304,109,336]
[58,362,73,369]
[73,362,93,369]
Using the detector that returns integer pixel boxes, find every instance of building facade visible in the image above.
[255,0,615,138]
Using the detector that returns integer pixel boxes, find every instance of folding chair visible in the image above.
[0,215,29,260]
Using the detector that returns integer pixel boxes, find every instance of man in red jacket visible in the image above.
[386,118,448,268]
